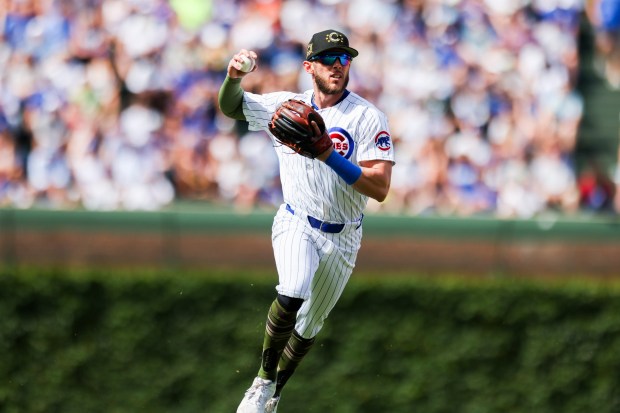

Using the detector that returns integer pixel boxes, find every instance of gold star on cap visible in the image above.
[325,32,345,44]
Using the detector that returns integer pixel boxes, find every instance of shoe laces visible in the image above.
[265,396,280,412]
[245,379,274,406]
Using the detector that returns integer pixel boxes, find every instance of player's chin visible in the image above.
[316,74,348,95]
[335,74,350,89]
[326,79,346,94]
[331,78,345,87]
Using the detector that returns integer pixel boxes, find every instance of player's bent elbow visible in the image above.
[376,178,392,202]
[218,103,246,121]
[373,190,389,203]
[357,160,392,202]
[365,184,390,203]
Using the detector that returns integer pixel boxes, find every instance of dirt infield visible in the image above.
[5,229,619,278]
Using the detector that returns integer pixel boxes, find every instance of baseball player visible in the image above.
[218,29,394,413]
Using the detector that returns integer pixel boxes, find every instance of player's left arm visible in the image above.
[317,147,392,202]
[354,159,393,202]
[317,106,393,202]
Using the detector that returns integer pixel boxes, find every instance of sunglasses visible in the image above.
[310,53,352,67]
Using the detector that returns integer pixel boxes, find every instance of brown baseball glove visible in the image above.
[268,99,333,158]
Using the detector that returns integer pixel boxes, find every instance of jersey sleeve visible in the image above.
[355,108,395,164]
[242,91,296,132]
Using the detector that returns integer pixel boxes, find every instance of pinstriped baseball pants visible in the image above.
[271,203,363,339]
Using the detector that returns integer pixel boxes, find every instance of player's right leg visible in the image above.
[242,204,320,412]
[258,295,305,381]
[262,222,361,410]
[264,330,316,412]
[262,249,350,410]
[236,295,303,413]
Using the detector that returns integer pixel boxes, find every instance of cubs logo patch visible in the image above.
[375,131,391,151]
[326,32,345,44]
[329,127,354,159]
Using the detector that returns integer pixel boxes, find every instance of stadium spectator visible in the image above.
[0,0,596,218]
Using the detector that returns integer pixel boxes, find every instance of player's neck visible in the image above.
[311,90,348,110]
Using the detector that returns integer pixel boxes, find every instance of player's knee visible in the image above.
[293,330,316,343]
[276,294,304,312]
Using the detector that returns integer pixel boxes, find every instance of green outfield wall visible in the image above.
[1,206,619,277]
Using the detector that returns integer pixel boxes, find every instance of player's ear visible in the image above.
[303,61,313,74]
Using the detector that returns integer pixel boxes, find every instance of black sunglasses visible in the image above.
[309,53,352,66]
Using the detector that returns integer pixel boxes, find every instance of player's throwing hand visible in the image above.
[228,49,257,78]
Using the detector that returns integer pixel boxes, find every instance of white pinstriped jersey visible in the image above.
[242,89,395,223]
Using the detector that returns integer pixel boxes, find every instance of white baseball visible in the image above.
[239,55,255,72]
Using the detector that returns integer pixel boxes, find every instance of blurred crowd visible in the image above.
[0,0,618,217]
[586,0,620,213]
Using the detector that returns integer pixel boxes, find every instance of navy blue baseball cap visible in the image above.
[305,29,359,60]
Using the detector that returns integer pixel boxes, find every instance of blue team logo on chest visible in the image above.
[328,127,354,159]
